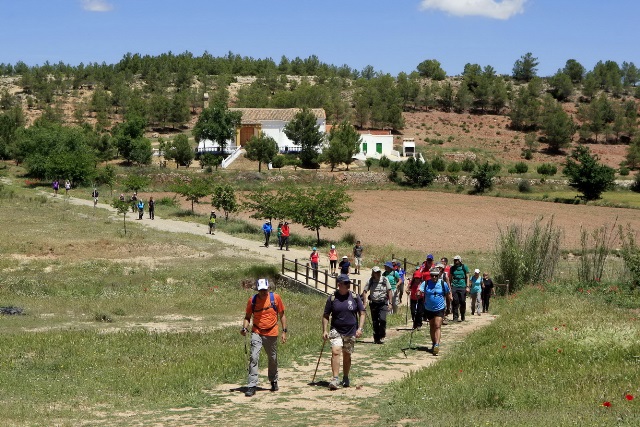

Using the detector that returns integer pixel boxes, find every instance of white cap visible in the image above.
[331,245,335,249]
[474,268,480,274]
[256,279,269,290]
[342,255,348,259]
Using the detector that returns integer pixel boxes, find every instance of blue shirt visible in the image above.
[419,279,450,312]
[469,274,482,294]
[262,223,272,233]
[323,291,365,336]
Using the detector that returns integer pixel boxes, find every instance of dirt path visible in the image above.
[41,190,496,426]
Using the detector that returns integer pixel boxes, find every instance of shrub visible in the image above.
[492,217,562,291]
[431,156,446,172]
[577,224,617,284]
[632,173,640,193]
[619,166,630,176]
[341,232,357,245]
[472,161,498,193]
[619,225,640,287]
[518,179,532,193]
[156,196,178,207]
[537,163,558,176]
[522,149,533,160]
[447,162,461,173]
[461,158,476,172]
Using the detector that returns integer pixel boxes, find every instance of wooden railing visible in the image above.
[281,255,362,295]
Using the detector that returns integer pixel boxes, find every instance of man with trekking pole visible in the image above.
[240,278,287,397]
[361,266,393,344]
[322,274,366,390]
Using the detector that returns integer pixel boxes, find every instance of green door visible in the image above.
[362,142,367,154]
[376,143,382,154]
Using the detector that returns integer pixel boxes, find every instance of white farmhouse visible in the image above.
[196,108,326,154]
[354,129,396,160]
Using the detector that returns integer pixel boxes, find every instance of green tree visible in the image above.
[171,177,210,213]
[199,153,222,171]
[416,59,446,80]
[327,120,361,170]
[244,133,278,172]
[563,59,586,84]
[540,95,576,152]
[112,116,146,163]
[549,71,574,101]
[512,52,539,82]
[625,136,640,169]
[288,186,352,245]
[211,184,238,220]
[472,161,499,193]
[243,186,288,222]
[509,84,541,131]
[0,106,25,160]
[438,82,455,112]
[272,155,287,169]
[165,134,194,169]
[402,157,435,187]
[379,155,391,171]
[621,61,639,87]
[581,72,599,101]
[130,138,153,166]
[122,174,150,193]
[111,198,131,235]
[283,108,324,167]
[192,102,242,153]
[95,165,116,196]
[563,145,616,201]
[322,138,348,172]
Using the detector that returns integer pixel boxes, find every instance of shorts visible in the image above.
[424,309,445,320]
[354,257,363,266]
[328,328,356,354]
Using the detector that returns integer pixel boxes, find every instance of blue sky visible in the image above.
[1,0,637,77]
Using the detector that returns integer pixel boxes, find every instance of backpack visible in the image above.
[252,292,278,313]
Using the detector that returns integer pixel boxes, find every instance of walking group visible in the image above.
[239,253,495,395]
[261,220,291,250]
[118,192,156,220]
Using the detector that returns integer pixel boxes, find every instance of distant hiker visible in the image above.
[328,245,338,276]
[310,247,320,280]
[481,272,495,313]
[361,266,392,344]
[241,278,287,397]
[339,255,350,275]
[262,221,272,247]
[91,188,99,206]
[450,255,469,322]
[407,267,424,329]
[469,269,482,316]
[440,257,452,322]
[419,254,435,281]
[64,179,71,196]
[322,274,365,390]
[52,179,59,197]
[137,199,144,220]
[383,261,401,314]
[148,196,155,220]
[276,222,283,249]
[280,222,290,251]
[392,259,405,304]
[419,268,452,356]
[119,193,125,202]
[352,240,363,274]
[208,211,217,234]
[130,192,137,212]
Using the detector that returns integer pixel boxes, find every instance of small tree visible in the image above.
[416,59,446,80]
[244,133,278,172]
[111,198,130,235]
[272,155,286,170]
[192,102,242,153]
[284,108,324,167]
[122,174,150,194]
[165,134,194,169]
[243,186,287,222]
[402,157,435,187]
[211,184,238,220]
[563,145,616,201]
[512,52,539,82]
[171,178,210,213]
[472,161,498,193]
[199,153,223,171]
[365,158,374,171]
[379,155,390,171]
[95,164,116,196]
[285,156,301,170]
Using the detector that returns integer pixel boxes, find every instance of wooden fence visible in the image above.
[281,255,363,295]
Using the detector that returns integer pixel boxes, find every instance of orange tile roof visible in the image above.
[229,108,326,125]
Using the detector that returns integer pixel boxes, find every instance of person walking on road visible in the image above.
[280,222,290,251]
[91,188,99,207]
[419,268,452,355]
[241,279,287,397]
[407,267,424,329]
[262,221,272,247]
[137,199,144,220]
[383,261,401,314]
[361,266,393,344]
[208,211,217,235]
[352,240,363,275]
[52,179,59,197]
[481,272,495,313]
[469,269,483,316]
[328,245,338,276]
[339,255,350,275]
[148,197,155,220]
[449,255,469,322]
[276,222,283,249]
[310,247,320,280]
[64,179,71,196]
[322,274,366,390]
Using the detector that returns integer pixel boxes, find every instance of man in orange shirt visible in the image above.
[241,278,288,397]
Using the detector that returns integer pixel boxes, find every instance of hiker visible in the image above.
[322,274,366,390]
[449,255,469,322]
[407,266,424,329]
[361,266,392,344]
[419,254,435,280]
[91,188,99,206]
[383,261,401,314]
[419,268,452,356]
[339,255,350,275]
[469,269,483,316]
[52,179,59,196]
[328,245,338,276]
[310,247,320,280]
[241,278,287,397]
[262,221,272,247]
[276,222,283,249]
[148,196,155,220]
[481,272,495,313]
[280,222,290,251]
[392,259,405,304]
[64,179,71,196]
[130,192,137,212]
[352,240,363,275]
[440,257,452,321]
[137,199,145,220]
[208,211,217,234]
[119,193,125,202]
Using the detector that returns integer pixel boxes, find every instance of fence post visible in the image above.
[306,263,309,286]
[403,258,407,274]
[506,280,510,296]
[294,259,298,281]
[324,270,328,293]
[282,254,285,274]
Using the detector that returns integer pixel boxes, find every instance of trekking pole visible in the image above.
[311,338,327,385]
[405,295,409,325]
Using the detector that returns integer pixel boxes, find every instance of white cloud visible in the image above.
[419,0,526,20]
[81,0,114,12]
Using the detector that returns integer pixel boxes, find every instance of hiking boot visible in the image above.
[270,381,279,392]
[433,344,440,356]
[342,377,350,388]
[244,387,256,397]
[461,314,465,321]
[328,378,340,390]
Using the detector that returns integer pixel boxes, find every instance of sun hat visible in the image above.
[429,268,440,275]
[453,255,462,261]
[337,274,350,284]
[256,278,270,290]
[331,245,335,249]
[435,263,445,269]
[474,268,480,274]
[384,261,394,269]
[342,255,348,259]
[372,266,381,273]
[426,254,434,260]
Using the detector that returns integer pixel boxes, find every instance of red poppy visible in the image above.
[557,348,563,353]
[554,327,558,331]
[625,394,634,401]
[502,345,506,349]
[602,401,611,407]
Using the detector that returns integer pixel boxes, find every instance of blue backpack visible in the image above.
[252,292,278,313]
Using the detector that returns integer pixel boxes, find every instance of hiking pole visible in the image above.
[405,295,409,325]
[311,338,327,385]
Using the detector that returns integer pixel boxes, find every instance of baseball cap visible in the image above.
[384,261,393,269]
[372,266,381,273]
[331,245,335,249]
[435,263,445,269]
[256,278,269,290]
[453,255,462,261]
[342,255,348,259]
[312,247,317,251]
[474,268,480,274]
[265,220,269,224]
[336,274,350,284]
[426,254,434,260]
[429,268,440,276]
